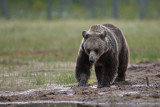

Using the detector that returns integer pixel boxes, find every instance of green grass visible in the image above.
[0,62,76,91]
[0,19,160,63]
[53,71,76,85]
[0,19,160,91]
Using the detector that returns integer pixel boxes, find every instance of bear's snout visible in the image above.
[89,51,97,64]
[89,57,94,63]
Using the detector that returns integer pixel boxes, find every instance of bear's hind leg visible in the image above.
[116,49,129,81]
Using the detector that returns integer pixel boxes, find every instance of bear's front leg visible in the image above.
[98,59,118,88]
[95,66,103,87]
[76,67,90,86]
[75,50,92,87]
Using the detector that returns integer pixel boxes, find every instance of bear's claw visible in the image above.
[78,80,87,87]
[97,83,111,88]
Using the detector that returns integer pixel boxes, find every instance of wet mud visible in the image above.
[0,61,160,106]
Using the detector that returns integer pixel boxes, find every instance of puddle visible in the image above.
[89,85,97,88]
[132,83,157,87]
[99,92,106,95]
[0,86,73,96]
[132,84,149,87]
[128,63,153,68]
[114,91,140,97]
[89,85,117,89]
[16,103,76,107]
[1,100,160,107]
[54,86,73,95]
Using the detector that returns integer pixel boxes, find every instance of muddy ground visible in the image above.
[0,61,160,106]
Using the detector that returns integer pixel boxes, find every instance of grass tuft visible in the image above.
[53,71,76,85]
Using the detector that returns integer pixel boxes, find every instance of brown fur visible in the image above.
[75,24,129,88]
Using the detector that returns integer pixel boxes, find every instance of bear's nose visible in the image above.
[89,57,94,63]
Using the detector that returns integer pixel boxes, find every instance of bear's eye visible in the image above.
[94,49,99,53]
[87,49,90,53]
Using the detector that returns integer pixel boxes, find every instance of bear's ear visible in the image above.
[82,30,88,39]
[100,31,107,39]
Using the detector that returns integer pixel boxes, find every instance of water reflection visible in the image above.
[2,102,160,107]
[17,103,100,107]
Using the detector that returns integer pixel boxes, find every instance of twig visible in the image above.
[145,76,149,86]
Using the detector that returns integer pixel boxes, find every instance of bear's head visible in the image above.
[82,30,109,64]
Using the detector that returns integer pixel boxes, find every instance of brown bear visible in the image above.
[75,24,129,88]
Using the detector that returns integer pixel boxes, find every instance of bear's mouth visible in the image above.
[89,57,95,63]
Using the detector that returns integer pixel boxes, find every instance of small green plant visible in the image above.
[53,71,76,85]
[33,73,46,85]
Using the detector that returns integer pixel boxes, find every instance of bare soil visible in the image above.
[0,61,160,106]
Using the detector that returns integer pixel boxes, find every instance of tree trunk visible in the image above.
[58,0,65,18]
[100,0,107,17]
[47,0,52,20]
[90,0,96,18]
[1,0,9,18]
[112,0,118,19]
[139,0,148,20]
